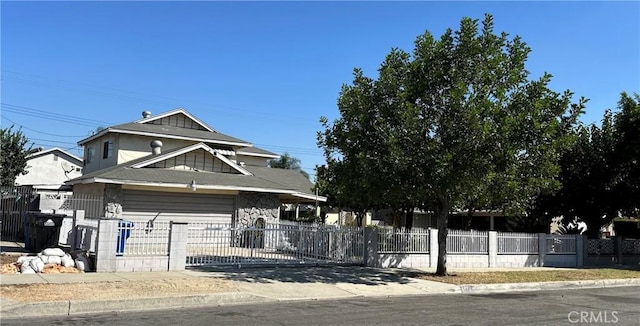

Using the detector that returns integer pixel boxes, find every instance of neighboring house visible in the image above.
[13,147,84,212]
[67,109,326,226]
[15,147,83,191]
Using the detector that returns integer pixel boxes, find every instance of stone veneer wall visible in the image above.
[236,192,280,227]
[103,184,123,218]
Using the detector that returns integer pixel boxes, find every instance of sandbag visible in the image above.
[43,255,62,265]
[29,257,45,273]
[75,256,89,272]
[61,254,75,267]
[16,256,37,264]
[42,248,65,257]
[21,263,36,274]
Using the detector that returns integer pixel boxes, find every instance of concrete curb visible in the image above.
[1,292,277,318]
[458,278,640,294]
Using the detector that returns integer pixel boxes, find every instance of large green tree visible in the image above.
[0,125,33,186]
[530,92,640,237]
[318,14,583,275]
[268,152,310,179]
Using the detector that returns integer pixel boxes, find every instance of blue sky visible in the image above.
[2,1,639,179]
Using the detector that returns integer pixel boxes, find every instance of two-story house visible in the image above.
[67,109,325,226]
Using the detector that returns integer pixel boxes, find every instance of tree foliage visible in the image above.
[529,92,640,237]
[317,14,583,275]
[268,152,310,179]
[0,125,33,187]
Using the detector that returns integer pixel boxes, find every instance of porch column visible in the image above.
[295,204,300,220]
[490,216,495,230]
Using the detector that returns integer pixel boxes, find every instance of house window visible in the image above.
[53,154,58,161]
[87,147,95,163]
[103,141,113,159]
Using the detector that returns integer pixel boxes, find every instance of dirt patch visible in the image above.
[404,267,640,285]
[0,255,19,265]
[0,278,237,303]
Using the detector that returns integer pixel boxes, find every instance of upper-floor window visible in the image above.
[103,141,113,159]
[53,154,58,161]
[87,147,95,163]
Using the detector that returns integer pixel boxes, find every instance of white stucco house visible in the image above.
[12,147,84,212]
[15,147,83,190]
[67,109,326,226]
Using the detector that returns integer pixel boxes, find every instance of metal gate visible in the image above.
[186,222,364,267]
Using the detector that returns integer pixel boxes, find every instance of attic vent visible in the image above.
[150,140,163,155]
[142,111,152,118]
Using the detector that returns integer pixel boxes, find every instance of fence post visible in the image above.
[615,236,623,264]
[429,228,439,269]
[576,234,584,267]
[538,233,547,267]
[168,221,188,271]
[70,210,85,250]
[488,231,497,268]
[95,219,118,272]
[363,227,379,267]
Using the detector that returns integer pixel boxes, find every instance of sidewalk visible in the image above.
[2,241,639,318]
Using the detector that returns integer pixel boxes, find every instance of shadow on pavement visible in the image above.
[188,265,414,285]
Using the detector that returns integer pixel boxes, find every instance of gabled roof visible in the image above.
[27,147,83,166]
[236,146,279,158]
[243,166,314,195]
[66,150,324,201]
[130,142,251,175]
[77,108,253,147]
[134,108,217,132]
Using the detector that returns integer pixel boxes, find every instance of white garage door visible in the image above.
[122,190,235,224]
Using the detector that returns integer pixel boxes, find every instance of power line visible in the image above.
[1,116,88,138]
[3,103,327,155]
[1,103,115,127]
[1,70,325,123]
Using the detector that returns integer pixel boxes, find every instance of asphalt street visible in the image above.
[2,287,639,326]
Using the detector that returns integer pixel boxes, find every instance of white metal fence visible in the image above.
[447,229,488,254]
[546,235,577,254]
[60,194,104,219]
[378,227,429,253]
[117,221,171,256]
[186,222,364,267]
[497,232,539,254]
[74,219,99,253]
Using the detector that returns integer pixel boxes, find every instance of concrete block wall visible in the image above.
[448,254,489,268]
[495,254,540,267]
[378,254,430,268]
[115,256,169,272]
[544,254,578,267]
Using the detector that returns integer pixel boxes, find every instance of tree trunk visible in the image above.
[435,200,450,276]
[465,208,475,230]
[405,208,414,230]
[356,211,365,227]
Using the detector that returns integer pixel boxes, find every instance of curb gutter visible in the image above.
[458,278,640,294]
[1,292,276,318]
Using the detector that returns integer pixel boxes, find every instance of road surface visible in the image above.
[2,286,639,325]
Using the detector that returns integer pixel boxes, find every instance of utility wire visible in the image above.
[3,102,327,155]
[1,116,88,138]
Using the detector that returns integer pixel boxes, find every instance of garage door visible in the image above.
[122,190,235,224]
